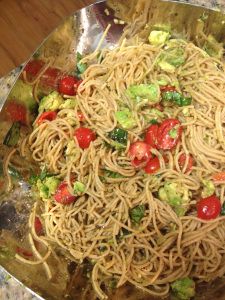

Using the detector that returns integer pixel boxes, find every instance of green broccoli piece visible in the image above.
[115,108,136,129]
[149,30,170,46]
[158,182,190,216]
[126,83,160,104]
[171,277,195,300]
[201,179,215,198]
[36,176,60,199]
[39,91,64,113]
[73,181,85,195]
[59,99,77,109]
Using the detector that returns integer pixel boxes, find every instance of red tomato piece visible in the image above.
[128,141,152,167]
[144,156,160,174]
[58,76,81,96]
[160,85,176,92]
[54,182,76,205]
[16,247,33,257]
[5,101,27,124]
[34,217,43,236]
[178,153,194,173]
[77,111,85,122]
[37,111,57,125]
[212,172,225,182]
[74,127,96,149]
[145,124,159,148]
[157,119,182,150]
[197,195,221,220]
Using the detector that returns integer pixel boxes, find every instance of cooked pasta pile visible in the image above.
[8,2,225,299]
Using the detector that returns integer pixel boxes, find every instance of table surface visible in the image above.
[0,0,95,77]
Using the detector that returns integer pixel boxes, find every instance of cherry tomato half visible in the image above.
[144,156,160,174]
[34,217,43,236]
[5,101,27,124]
[37,111,57,125]
[74,127,96,149]
[197,195,221,220]
[58,76,81,96]
[160,85,176,92]
[54,182,76,205]
[157,119,182,150]
[145,124,159,148]
[128,141,152,167]
[178,153,194,173]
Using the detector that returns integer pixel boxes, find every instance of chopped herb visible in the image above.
[221,202,225,216]
[108,127,128,145]
[129,205,145,224]
[104,170,124,179]
[28,174,39,185]
[108,277,118,289]
[99,245,107,252]
[3,122,21,147]
[150,119,158,124]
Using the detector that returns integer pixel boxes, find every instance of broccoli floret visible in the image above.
[59,99,77,109]
[149,30,170,46]
[171,277,195,300]
[73,181,85,195]
[158,182,190,216]
[126,83,160,104]
[201,179,215,198]
[36,176,60,199]
[39,91,64,113]
[115,108,136,129]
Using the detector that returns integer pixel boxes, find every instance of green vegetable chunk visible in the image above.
[171,277,195,300]
[127,84,160,104]
[59,99,76,109]
[201,180,215,198]
[157,40,186,72]
[3,122,20,147]
[158,182,190,216]
[39,91,64,113]
[162,91,192,107]
[108,128,128,145]
[115,108,136,129]
[73,181,85,195]
[75,52,87,78]
[149,30,170,46]
[37,176,60,199]
[129,205,145,224]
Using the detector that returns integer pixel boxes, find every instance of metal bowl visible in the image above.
[0,1,224,299]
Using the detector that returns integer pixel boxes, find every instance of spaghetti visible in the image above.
[12,8,225,300]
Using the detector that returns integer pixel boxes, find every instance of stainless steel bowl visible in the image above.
[0,1,224,299]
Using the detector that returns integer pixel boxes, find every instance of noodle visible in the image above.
[11,6,225,299]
